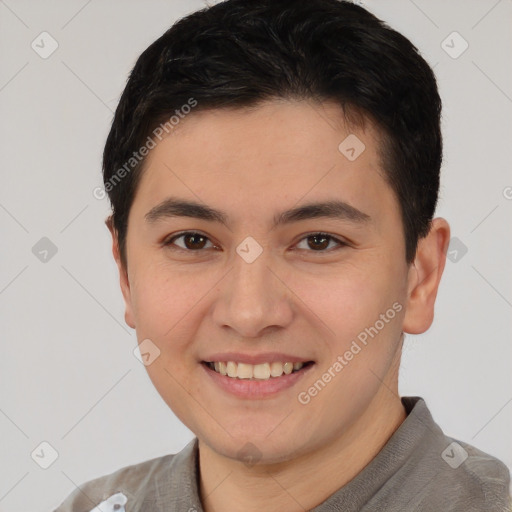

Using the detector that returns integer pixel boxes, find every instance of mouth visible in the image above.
[201,360,315,380]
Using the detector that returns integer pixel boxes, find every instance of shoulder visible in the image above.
[409,434,511,511]
[444,438,512,511]
[53,452,176,512]
[394,397,511,511]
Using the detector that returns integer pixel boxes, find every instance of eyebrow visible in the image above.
[144,197,371,228]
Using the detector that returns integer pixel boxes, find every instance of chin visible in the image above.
[201,428,310,467]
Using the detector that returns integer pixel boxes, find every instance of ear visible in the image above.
[106,216,136,329]
[402,217,451,334]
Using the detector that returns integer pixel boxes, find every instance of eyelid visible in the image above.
[163,230,348,253]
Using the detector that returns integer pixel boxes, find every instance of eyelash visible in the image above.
[163,231,348,254]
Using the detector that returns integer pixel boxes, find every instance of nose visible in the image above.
[212,249,294,339]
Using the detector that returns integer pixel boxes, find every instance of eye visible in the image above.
[164,231,217,252]
[295,232,347,253]
[163,231,347,254]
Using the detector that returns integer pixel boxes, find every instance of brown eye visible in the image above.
[184,233,207,250]
[165,232,214,251]
[296,233,346,252]
[307,234,330,250]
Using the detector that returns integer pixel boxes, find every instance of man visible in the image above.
[55,0,511,510]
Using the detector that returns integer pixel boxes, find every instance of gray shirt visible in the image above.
[54,396,512,511]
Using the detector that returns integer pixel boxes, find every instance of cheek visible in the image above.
[132,268,206,418]
[130,263,206,341]
[291,265,392,336]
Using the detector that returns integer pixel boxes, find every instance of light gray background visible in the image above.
[0,0,511,510]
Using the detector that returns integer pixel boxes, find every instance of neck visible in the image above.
[198,388,407,512]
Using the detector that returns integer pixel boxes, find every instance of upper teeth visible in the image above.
[210,361,304,380]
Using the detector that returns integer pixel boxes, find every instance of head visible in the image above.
[104,0,450,463]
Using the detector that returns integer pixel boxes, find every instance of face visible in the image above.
[114,100,419,463]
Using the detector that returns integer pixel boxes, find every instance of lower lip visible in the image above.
[201,362,315,399]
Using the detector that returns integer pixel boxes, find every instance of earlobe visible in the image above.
[106,216,136,330]
[402,218,451,335]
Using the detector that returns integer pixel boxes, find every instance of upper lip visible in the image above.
[201,352,314,365]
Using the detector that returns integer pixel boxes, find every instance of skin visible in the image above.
[107,99,450,512]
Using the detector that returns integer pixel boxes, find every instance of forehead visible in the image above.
[150,99,378,163]
[131,99,398,229]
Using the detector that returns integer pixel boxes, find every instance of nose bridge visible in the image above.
[213,241,293,337]
[231,244,275,314]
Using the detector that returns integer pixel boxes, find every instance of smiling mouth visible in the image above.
[202,360,314,380]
